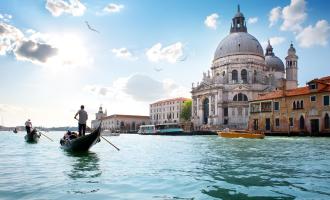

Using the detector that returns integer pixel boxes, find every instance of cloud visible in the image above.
[248,17,258,24]
[296,20,330,47]
[103,3,124,13]
[0,21,92,69]
[85,74,190,102]
[204,13,219,29]
[280,0,307,32]
[261,36,286,49]
[14,40,58,64]
[112,48,137,60]
[45,0,86,17]
[146,42,184,63]
[268,7,281,27]
[0,13,12,22]
[0,22,24,55]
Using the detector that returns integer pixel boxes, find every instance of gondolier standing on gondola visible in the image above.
[74,105,88,137]
[25,119,32,134]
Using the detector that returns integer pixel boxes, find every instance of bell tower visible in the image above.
[285,43,298,90]
[96,105,106,120]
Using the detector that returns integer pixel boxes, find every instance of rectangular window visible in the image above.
[275,118,280,127]
[274,102,279,111]
[224,119,228,125]
[324,96,330,106]
[310,96,316,102]
[309,83,317,89]
[224,107,228,117]
[289,118,293,126]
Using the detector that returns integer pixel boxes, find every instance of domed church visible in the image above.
[191,5,298,129]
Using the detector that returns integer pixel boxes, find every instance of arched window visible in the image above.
[293,101,296,109]
[300,100,304,109]
[325,113,330,129]
[299,116,305,129]
[232,70,238,83]
[233,93,248,101]
[297,101,300,109]
[241,69,247,83]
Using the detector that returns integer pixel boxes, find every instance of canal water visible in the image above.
[0,132,330,200]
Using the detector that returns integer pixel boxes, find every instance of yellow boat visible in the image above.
[217,130,265,139]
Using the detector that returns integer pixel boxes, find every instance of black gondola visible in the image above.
[13,128,18,134]
[60,126,101,152]
[24,129,40,143]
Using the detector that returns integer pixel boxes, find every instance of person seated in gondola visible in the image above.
[63,130,78,140]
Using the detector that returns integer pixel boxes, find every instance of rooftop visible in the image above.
[253,76,330,101]
[151,97,191,105]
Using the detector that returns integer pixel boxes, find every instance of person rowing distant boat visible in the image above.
[25,119,32,134]
[74,105,88,137]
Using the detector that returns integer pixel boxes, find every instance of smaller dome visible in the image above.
[265,55,285,72]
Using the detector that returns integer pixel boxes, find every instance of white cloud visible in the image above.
[269,7,281,27]
[296,20,330,48]
[0,22,24,55]
[85,74,190,102]
[0,13,12,22]
[0,21,92,69]
[281,0,307,32]
[261,36,286,49]
[146,42,184,63]
[204,13,219,29]
[103,3,124,13]
[45,0,86,17]
[248,17,258,24]
[112,48,137,60]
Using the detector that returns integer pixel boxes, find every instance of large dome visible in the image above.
[214,32,264,60]
[265,55,285,72]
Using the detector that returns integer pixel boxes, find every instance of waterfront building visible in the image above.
[248,76,330,135]
[191,5,298,129]
[91,106,150,132]
[150,97,191,125]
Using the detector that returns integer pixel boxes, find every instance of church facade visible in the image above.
[191,6,298,129]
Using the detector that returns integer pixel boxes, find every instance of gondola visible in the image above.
[24,129,40,143]
[60,126,101,152]
[13,128,18,134]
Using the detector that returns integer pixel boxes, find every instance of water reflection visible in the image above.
[64,151,102,195]
[66,151,102,180]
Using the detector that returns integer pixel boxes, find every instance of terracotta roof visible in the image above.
[151,97,191,105]
[254,76,330,101]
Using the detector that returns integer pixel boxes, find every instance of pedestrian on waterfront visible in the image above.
[25,119,32,134]
[74,105,88,137]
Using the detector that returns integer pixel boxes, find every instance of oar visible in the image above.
[75,118,120,151]
[38,131,54,141]
[101,135,120,151]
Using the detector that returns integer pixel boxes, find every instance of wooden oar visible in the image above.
[38,131,53,141]
[75,118,120,151]
[101,135,120,151]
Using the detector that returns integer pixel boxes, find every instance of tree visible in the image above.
[180,100,192,121]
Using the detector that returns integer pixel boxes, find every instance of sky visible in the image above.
[0,0,329,127]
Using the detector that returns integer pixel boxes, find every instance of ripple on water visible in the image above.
[1,133,330,199]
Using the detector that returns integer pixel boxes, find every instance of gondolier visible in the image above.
[74,105,88,137]
[25,119,32,134]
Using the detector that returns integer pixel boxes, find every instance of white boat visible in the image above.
[138,125,157,134]
[102,129,120,136]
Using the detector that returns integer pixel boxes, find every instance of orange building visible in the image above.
[248,76,330,136]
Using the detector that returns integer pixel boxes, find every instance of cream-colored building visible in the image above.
[91,106,150,132]
[191,6,298,129]
[150,97,191,124]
